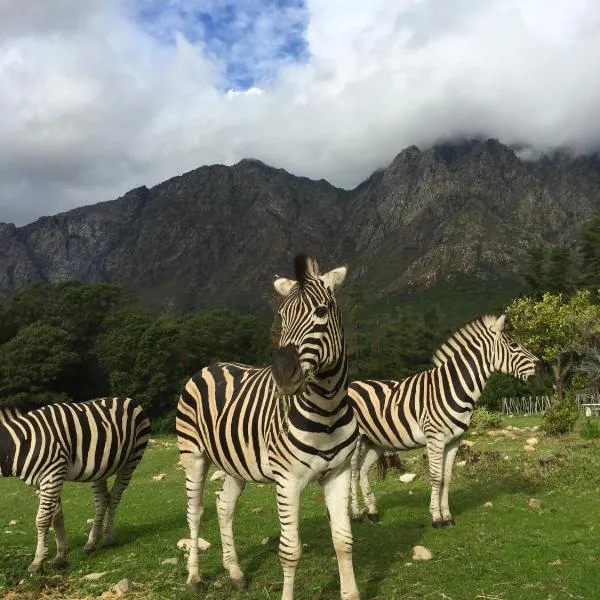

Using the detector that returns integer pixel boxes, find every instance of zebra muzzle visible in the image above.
[272,345,304,395]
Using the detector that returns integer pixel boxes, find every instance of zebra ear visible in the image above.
[274,278,298,297]
[490,314,506,334]
[320,266,347,291]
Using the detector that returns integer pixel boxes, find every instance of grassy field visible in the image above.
[1,415,600,600]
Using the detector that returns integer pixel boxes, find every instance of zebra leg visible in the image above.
[440,438,460,526]
[358,446,383,523]
[29,478,64,573]
[51,498,70,568]
[216,474,247,589]
[426,433,447,528]
[103,461,139,547]
[181,452,210,592]
[84,480,110,554]
[276,480,303,600]
[350,438,364,522]
[321,466,360,600]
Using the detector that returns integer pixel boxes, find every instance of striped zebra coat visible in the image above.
[349,314,538,527]
[176,255,359,600]
[0,397,150,572]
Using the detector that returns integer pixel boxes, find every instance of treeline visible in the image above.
[0,283,272,430]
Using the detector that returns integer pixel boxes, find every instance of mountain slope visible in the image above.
[1,139,599,312]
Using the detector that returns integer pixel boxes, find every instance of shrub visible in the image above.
[581,417,600,439]
[150,410,177,435]
[542,394,580,435]
[470,406,504,433]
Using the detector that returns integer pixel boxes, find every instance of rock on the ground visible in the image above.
[412,546,433,561]
[83,571,108,581]
[177,537,211,551]
[86,518,95,524]
[484,501,493,508]
[261,537,270,545]
[161,557,178,565]
[528,498,542,509]
[456,460,467,467]
[523,444,536,452]
[9,520,17,526]
[152,473,166,481]
[526,437,539,446]
[399,473,416,483]
[210,470,226,482]
[112,579,132,596]
[461,440,475,447]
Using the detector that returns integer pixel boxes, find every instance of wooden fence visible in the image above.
[499,392,600,416]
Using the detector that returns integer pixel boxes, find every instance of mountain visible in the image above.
[1,139,600,314]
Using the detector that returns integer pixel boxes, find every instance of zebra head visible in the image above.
[487,314,539,381]
[271,254,347,395]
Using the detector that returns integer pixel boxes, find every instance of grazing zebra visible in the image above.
[176,254,359,600]
[0,397,150,572]
[349,314,538,528]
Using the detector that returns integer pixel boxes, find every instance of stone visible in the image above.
[82,572,108,581]
[152,473,166,481]
[526,437,539,446]
[8,520,17,526]
[209,470,226,482]
[484,501,493,508]
[399,473,416,483]
[456,460,467,467]
[112,579,132,596]
[528,498,542,509]
[161,558,178,565]
[177,538,211,551]
[261,537,270,545]
[412,546,433,561]
[251,507,262,514]
[523,444,536,452]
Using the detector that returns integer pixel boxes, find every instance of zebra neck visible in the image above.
[443,352,490,404]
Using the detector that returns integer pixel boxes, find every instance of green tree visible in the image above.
[0,323,80,408]
[506,290,600,399]
[579,214,600,291]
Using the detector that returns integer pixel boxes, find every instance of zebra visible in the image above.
[348,314,539,528]
[0,397,151,572]
[176,254,360,600]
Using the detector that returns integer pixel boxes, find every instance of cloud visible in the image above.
[0,0,599,224]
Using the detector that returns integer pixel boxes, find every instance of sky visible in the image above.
[1,0,599,225]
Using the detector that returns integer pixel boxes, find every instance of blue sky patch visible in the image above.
[133,0,309,90]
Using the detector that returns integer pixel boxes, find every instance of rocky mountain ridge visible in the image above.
[1,139,599,311]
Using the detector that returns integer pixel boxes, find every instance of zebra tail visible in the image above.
[376,452,403,480]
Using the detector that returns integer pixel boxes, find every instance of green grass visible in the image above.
[2,420,600,600]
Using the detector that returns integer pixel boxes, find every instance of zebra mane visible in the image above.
[294,253,319,287]
[431,315,501,368]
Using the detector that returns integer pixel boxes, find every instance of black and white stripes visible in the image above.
[0,397,150,572]
[349,314,538,527]
[176,254,359,600]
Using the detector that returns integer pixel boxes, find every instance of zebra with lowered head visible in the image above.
[349,314,538,528]
[176,254,360,600]
[0,397,150,572]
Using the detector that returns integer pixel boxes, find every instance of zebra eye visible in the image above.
[314,305,328,319]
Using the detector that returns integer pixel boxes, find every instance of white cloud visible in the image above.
[0,0,599,224]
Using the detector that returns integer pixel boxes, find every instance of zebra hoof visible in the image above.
[101,539,117,548]
[27,562,43,574]
[351,515,364,523]
[83,544,96,555]
[442,517,456,527]
[432,520,445,529]
[52,556,68,569]
[186,581,202,594]
[231,576,247,590]
[367,513,380,523]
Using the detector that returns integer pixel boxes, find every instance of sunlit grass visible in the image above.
[1,417,600,599]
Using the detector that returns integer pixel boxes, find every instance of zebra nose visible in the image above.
[272,345,303,395]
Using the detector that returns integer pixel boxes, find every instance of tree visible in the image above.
[579,213,600,291]
[0,323,80,408]
[506,290,600,399]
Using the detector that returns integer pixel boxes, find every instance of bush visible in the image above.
[150,410,176,435]
[581,417,600,439]
[542,394,580,435]
[470,406,504,433]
